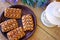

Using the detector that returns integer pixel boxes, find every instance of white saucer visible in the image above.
[41,11,56,27]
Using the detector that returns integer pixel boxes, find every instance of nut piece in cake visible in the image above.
[4,8,22,19]
[7,27,25,40]
[0,19,18,32]
[22,14,34,31]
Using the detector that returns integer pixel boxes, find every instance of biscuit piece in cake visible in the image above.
[7,27,25,40]
[4,8,22,19]
[22,14,34,31]
[0,19,18,32]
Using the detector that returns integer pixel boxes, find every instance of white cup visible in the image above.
[41,0,60,27]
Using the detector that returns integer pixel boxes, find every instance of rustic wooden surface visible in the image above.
[0,0,60,40]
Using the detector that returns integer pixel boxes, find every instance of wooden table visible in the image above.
[0,0,60,40]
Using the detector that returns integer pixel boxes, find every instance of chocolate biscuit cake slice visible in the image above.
[4,8,22,19]
[7,27,25,40]
[0,19,18,32]
[22,14,34,31]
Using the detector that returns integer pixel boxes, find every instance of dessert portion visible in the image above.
[0,19,18,32]
[0,6,35,40]
[7,27,25,40]
[22,14,34,31]
[4,8,22,19]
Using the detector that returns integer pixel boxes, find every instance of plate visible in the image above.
[0,5,37,40]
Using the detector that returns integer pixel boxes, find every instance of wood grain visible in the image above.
[28,26,55,40]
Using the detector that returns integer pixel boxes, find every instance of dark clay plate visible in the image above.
[0,5,37,40]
